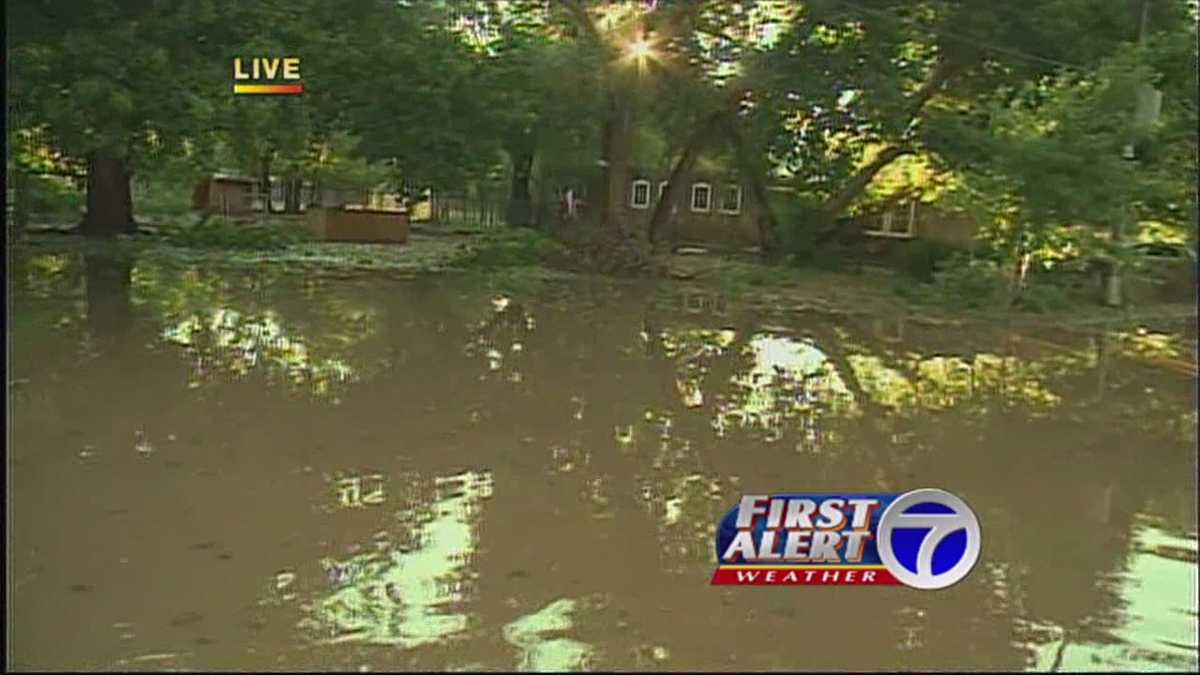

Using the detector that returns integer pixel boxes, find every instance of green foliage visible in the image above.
[769,193,824,263]
[25,175,84,217]
[157,218,314,250]
[134,179,193,216]
[898,240,956,282]
[938,254,1011,310]
[931,27,1197,253]
[9,0,1195,264]
[889,280,933,304]
[8,0,232,164]
[714,264,796,294]
[307,134,396,191]
[468,230,567,268]
[1014,282,1073,314]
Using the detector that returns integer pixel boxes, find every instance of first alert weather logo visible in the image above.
[711,488,981,589]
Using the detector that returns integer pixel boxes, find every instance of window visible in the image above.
[691,182,712,212]
[866,200,916,238]
[299,181,314,212]
[269,178,286,212]
[720,184,742,214]
[658,181,669,202]
[630,179,651,209]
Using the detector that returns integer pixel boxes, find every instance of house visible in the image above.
[536,163,984,254]
[542,170,764,248]
[622,172,763,248]
[616,176,983,252]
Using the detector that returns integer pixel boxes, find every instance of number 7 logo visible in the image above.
[877,489,982,590]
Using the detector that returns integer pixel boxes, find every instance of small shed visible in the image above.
[193,174,256,215]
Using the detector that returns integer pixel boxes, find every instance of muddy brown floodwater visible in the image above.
[9,247,1199,672]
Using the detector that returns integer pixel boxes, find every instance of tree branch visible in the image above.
[820,144,917,224]
[813,58,968,231]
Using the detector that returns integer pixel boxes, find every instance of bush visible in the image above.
[939,254,1011,309]
[899,240,956,282]
[157,217,313,250]
[891,281,939,304]
[770,197,824,265]
[1013,282,1072,313]
[27,175,84,216]
[134,178,193,215]
[778,226,819,266]
[469,229,567,268]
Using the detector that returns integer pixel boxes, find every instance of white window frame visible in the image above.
[630,179,652,209]
[865,200,916,238]
[690,182,712,213]
[658,181,669,202]
[719,184,743,214]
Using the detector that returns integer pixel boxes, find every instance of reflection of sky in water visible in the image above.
[1027,520,1198,672]
[718,334,857,435]
[503,598,594,672]
[304,471,492,648]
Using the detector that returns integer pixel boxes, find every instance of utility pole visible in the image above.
[1106,0,1155,306]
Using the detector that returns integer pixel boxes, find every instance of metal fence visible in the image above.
[430,192,506,228]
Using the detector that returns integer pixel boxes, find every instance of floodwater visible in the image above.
[9,245,1199,672]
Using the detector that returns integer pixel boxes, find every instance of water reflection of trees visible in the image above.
[522,303,1197,670]
[11,250,1195,670]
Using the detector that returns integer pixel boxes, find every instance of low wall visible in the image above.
[307,207,409,243]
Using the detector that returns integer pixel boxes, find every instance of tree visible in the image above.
[9,0,233,235]
[748,0,1189,244]
[613,1,799,249]
[435,1,605,227]
[328,1,507,193]
[8,0,487,232]
[926,35,1197,302]
[522,0,708,233]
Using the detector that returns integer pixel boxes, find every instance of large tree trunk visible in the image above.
[598,91,634,232]
[648,112,725,246]
[79,152,136,237]
[505,147,535,227]
[724,118,780,253]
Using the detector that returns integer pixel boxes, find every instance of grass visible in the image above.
[151,215,315,250]
[712,263,799,296]
[465,228,569,269]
